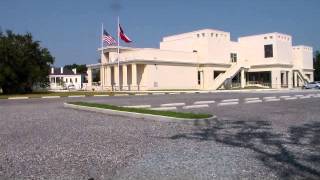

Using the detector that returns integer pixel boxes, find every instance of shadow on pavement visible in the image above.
[168,119,320,180]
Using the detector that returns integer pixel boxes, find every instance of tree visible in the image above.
[314,51,320,81]
[64,63,87,74]
[0,30,54,94]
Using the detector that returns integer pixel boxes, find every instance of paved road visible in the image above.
[0,90,320,179]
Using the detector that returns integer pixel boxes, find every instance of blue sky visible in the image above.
[1,0,319,66]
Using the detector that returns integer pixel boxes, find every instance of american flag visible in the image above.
[103,30,117,46]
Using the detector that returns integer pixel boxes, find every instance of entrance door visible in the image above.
[197,70,204,89]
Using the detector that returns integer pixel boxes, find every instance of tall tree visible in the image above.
[0,30,54,94]
[314,51,320,81]
[64,63,87,74]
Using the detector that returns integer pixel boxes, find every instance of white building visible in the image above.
[49,67,84,90]
[87,29,314,91]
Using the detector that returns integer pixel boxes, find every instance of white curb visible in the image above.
[41,96,60,99]
[68,95,86,98]
[8,97,29,100]
[64,103,216,124]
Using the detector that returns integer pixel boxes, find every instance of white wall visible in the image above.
[292,46,313,69]
[238,33,293,65]
[145,64,198,89]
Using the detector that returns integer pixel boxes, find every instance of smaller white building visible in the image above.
[49,67,84,90]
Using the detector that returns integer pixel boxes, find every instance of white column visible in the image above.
[131,63,138,90]
[122,64,128,90]
[294,71,298,87]
[288,71,293,88]
[100,66,104,89]
[87,67,92,90]
[106,66,111,89]
[240,68,245,88]
[114,65,119,90]
[271,69,281,89]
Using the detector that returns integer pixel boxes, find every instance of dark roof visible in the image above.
[50,68,81,75]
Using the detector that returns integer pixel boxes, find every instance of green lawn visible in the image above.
[68,101,213,119]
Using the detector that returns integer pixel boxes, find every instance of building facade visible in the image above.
[49,67,85,90]
[87,29,314,91]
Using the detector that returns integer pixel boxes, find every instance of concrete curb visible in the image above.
[63,102,217,125]
[3,88,318,100]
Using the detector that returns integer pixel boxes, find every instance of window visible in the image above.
[202,33,205,37]
[211,33,214,37]
[75,78,77,83]
[197,34,200,38]
[70,78,73,83]
[230,53,237,63]
[264,44,273,58]
[66,78,68,83]
[269,36,273,39]
[197,71,201,85]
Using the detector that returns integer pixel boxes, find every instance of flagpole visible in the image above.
[101,23,104,89]
[101,23,104,52]
[117,16,120,91]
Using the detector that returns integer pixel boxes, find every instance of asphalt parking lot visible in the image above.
[0,89,320,179]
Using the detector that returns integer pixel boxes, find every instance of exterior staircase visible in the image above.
[211,63,246,90]
[293,69,309,85]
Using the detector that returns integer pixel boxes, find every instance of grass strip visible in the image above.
[69,101,213,119]
[0,91,132,99]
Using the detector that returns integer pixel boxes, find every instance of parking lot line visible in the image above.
[299,96,311,99]
[217,102,239,106]
[263,96,277,99]
[245,100,263,104]
[160,102,186,107]
[221,99,239,102]
[123,105,151,108]
[194,100,215,104]
[294,95,304,97]
[284,97,298,100]
[150,107,177,111]
[280,96,291,98]
[244,97,260,101]
[264,98,281,102]
[182,104,209,109]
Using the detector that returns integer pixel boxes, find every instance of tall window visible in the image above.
[197,71,201,85]
[264,44,273,58]
[230,53,237,63]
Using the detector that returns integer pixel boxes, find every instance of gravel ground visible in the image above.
[0,94,320,179]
